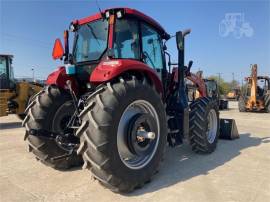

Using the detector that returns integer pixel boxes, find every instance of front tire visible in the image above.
[22,85,82,169]
[76,76,167,193]
[189,97,220,153]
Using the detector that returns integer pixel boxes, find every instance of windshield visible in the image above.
[74,19,108,63]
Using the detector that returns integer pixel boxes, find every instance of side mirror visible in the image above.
[52,38,64,60]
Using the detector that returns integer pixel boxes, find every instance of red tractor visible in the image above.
[23,8,219,192]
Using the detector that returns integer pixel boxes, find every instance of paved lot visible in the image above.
[0,101,269,202]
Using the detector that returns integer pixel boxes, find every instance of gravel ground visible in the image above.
[0,101,269,202]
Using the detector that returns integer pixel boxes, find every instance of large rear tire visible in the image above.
[76,76,167,193]
[22,85,82,169]
[189,97,220,153]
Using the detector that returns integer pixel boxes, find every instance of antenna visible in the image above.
[95,0,102,14]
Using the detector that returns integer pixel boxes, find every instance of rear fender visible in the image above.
[46,66,78,94]
[90,59,163,94]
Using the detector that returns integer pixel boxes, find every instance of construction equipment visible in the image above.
[204,78,229,110]
[226,88,240,100]
[0,54,43,119]
[23,8,233,193]
[186,71,228,110]
[238,64,270,112]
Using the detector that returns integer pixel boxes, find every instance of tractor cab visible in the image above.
[52,8,170,87]
[255,76,269,97]
[0,54,16,90]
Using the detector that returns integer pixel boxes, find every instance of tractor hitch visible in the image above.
[26,129,79,151]
[26,129,57,140]
[26,129,78,161]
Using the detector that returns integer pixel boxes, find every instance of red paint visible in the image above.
[75,13,102,25]
[90,59,163,94]
[46,66,78,94]
[172,67,207,97]
[187,73,207,97]
[108,15,115,49]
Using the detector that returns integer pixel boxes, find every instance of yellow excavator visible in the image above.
[0,54,43,120]
[238,64,270,112]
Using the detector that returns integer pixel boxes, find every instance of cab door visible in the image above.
[140,23,166,81]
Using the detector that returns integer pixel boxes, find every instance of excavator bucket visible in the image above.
[219,118,239,140]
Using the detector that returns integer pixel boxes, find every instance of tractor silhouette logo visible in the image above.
[219,13,254,39]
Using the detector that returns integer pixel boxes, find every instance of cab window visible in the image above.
[74,19,108,62]
[113,19,140,59]
[141,23,163,69]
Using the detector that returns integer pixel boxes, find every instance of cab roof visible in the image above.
[73,7,170,40]
[0,54,13,58]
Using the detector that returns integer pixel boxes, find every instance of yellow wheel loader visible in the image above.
[226,88,240,100]
[238,64,270,112]
[0,54,43,120]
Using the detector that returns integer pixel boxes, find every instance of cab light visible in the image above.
[116,11,123,18]
[105,11,110,18]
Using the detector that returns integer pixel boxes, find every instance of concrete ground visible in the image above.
[0,101,269,202]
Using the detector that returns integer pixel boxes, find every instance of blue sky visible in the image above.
[0,0,269,82]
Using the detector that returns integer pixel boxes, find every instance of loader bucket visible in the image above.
[219,118,239,140]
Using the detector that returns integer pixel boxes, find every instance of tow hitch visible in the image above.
[25,128,79,153]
